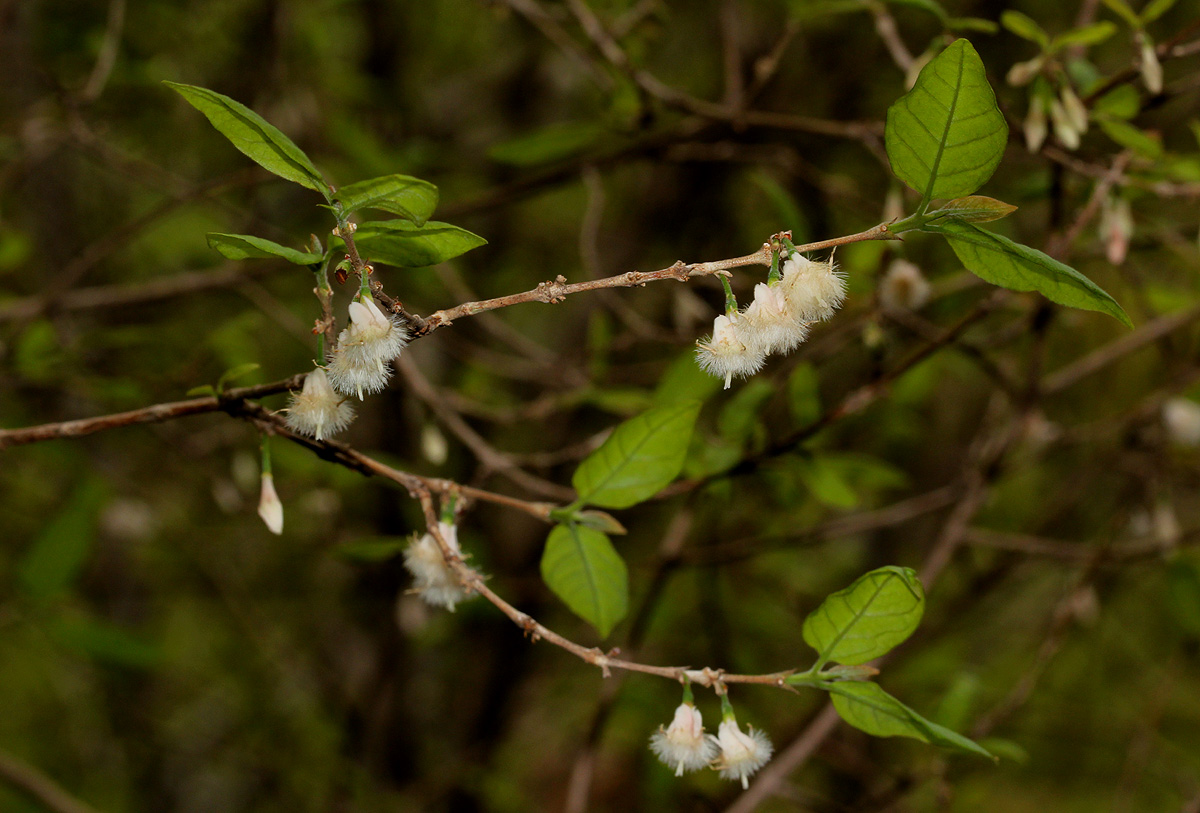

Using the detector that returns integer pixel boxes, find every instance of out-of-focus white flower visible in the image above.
[1060,85,1088,135]
[779,252,846,324]
[696,313,768,389]
[1163,398,1200,446]
[1100,195,1133,265]
[1049,98,1080,150]
[285,367,355,440]
[649,702,718,776]
[711,719,773,789]
[879,259,931,311]
[1140,35,1163,94]
[740,282,809,354]
[257,473,283,535]
[1024,94,1048,152]
[327,297,408,400]
[1006,56,1044,87]
[403,522,471,611]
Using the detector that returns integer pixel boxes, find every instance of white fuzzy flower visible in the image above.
[650,702,718,776]
[327,297,409,400]
[740,282,809,354]
[780,252,846,323]
[285,367,355,440]
[403,522,471,611]
[879,259,931,311]
[711,719,773,789]
[1163,398,1200,446]
[257,473,283,535]
[696,313,767,389]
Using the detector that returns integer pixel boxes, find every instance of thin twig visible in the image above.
[0,749,101,813]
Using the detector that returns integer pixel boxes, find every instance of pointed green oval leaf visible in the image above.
[927,195,1018,223]
[929,219,1131,326]
[541,523,628,637]
[350,220,487,268]
[803,566,925,665]
[827,681,994,759]
[165,82,329,197]
[1141,0,1178,23]
[573,400,701,509]
[885,39,1008,201]
[1000,11,1049,47]
[1096,116,1163,159]
[334,174,439,224]
[206,233,323,265]
[19,479,107,601]
[1049,21,1117,51]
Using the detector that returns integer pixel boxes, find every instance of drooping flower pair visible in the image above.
[649,691,773,787]
[696,251,845,388]
[284,296,408,441]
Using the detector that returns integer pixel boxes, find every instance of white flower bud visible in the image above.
[1100,195,1133,265]
[257,473,283,535]
[1024,95,1048,153]
[779,252,846,324]
[711,719,773,789]
[1006,56,1044,87]
[1163,398,1200,446]
[1049,98,1080,150]
[327,297,409,400]
[1060,84,1088,134]
[740,282,809,354]
[285,367,355,440]
[1140,36,1163,94]
[649,702,718,776]
[403,522,472,611]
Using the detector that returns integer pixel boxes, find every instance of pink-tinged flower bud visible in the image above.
[327,297,409,400]
[649,702,718,776]
[695,312,768,389]
[1100,195,1133,265]
[879,259,931,311]
[740,282,809,354]
[257,473,283,535]
[710,719,773,789]
[779,252,846,324]
[403,522,472,611]
[285,367,355,440]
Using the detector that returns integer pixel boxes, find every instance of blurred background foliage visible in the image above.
[3,0,1200,810]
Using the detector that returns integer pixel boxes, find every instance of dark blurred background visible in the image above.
[3,0,1200,810]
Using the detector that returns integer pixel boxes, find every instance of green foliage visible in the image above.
[349,220,487,268]
[487,122,606,167]
[165,82,331,198]
[18,479,106,601]
[928,219,1132,325]
[803,566,925,667]
[540,523,628,637]
[334,174,439,223]
[206,233,324,265]
[926,195,1017,224]
[571,401,701,509]
[885,40,1008,203]
[826,681,994,758]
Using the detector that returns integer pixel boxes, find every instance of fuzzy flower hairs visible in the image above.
[696,248,845,388]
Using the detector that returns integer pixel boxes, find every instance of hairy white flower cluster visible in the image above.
[327,297,409,400]
[285,367,355,440]
[696,252,845,388]
[649,703,773,787]
[403,522,474,611]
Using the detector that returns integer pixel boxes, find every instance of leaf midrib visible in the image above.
[921,46,966,207]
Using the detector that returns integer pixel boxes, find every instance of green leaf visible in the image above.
[333,538,408,563]
[1049,21,1118,51]
[19,479,107,601]
[787,363,821,425]
[540,523,628,637]
[206,233,323,265]
[948,17,999,34]
[186,384,217,397]
[572,401,701,509]
[827,681,994,759]
[572,510,628,536]
[1099,0,1140,27]
[1000,11,1049,47]
[52,614,160,669]
[1094,85,1141,119]
[927,195,1018,223]
[216,362,260,391]
[803,566,925,666]
[796,454,860,509]
[718,379,775,445]
[334,174,439,224]
[165,82,330,197]
[885,39,1008,202]
[887,0,948,23]
[1141,0,1178,23]
[653,350,725,406]
[488,122,605,166]
[928,219,1131,326]
[350,220,487,268]
[1096,116,1164,159]
[784,0,866,22]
